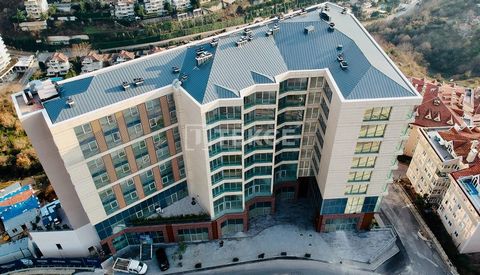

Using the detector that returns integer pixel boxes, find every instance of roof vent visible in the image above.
[244,28,252,35]
[341,7,347,14]
[122,81,130,90]
[195,51,213,66]
[433,98,441,106]
[328,22,335,32]
[304,25,315,34]
[172,66,180,74]
[236,37,248,47]
[134,78,144,86]
[180,73,188,82]
[266,29,273,36]
[210,38,219,47]
[299,8,307,15]
[324,5,330,11]
[66,97,75,108]
[320,11,330,21]
[337,44,343,51]
[337,53,344,62]
[340,60,348,70]
[273,24,280,33]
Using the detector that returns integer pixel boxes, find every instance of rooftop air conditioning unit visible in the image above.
[122,81,130,90]
[66,97,75,108]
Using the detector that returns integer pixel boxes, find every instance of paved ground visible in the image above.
[189,259,376,275]
[379,169,451,275]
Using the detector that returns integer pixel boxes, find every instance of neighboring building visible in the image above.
[109,50,135,65]
[24,0,49,20]
[172,0,190,10]
[19,20,47,32]
[144,0,165,14]
[114,0,136,19]
[404,78,467,157]
[0,35,15,83]
[81,52,108,74]
[0,184,41,238]
[13,3,421,256]
[407,126,480,204]
[45,52,70,76]
[14,55,35,73]
[438,165,480,253]
[0,238,33,264]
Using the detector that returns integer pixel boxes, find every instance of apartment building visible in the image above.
[172,0,190,10]
[13,3,421,256]
[81,52,108,74]
[407,126,480,204]
[24,0,49,20]
[114,0,136,19]
[0,35,14,83]
[404,78,465,157]
[45,52,70,76]
[144,0,165,14]
[439,165,480,253]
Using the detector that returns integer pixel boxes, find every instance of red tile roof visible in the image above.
[437,127,480,164]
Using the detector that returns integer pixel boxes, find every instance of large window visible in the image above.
[278,94,306,109]
[309,77,324,89]
[87,158,109,189]
[100,115,122,149]
[111,148,130,179]
[99,188,119,215]
[120,178,138,205]
[351,156,376,168]
[345,184,368,195]
[244,91,276,108]
[321,198,347,215]
[245,178,271,199]
[178,228,209,242]
[355,141,381,154]
[277,110,304,125]
[279,78,308,93]
[213,195,243,216]
[244,153,272,167]
[145,98,164,132]
[153,131,169,161]
[206,106,241,124]
[348,171,372,182]
[363,107,392,121]
[123,106,143,140]
[207,124,242,141]
[208,140,242,157]
[244,139,274,154]
[159,160,174,186]
[140,169,156,196]
[359,124,386,138]
[166,94,177,124]
[212,182,242,198]
[75,123,100,159]
[345,197,365,214]
[132,140,150,170]
[211,169,242,184]
[244,166,272,180]
[244,124,275,140]
[244,109,275,124]
[210,155,242,171]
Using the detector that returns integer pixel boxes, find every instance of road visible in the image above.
[380,177,450,274]
[190,259,375,275]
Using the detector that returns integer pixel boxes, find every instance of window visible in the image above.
[355,141,381,154]
[75,123,99,158]
[112,131,121,142]
[279,78,308,93]
[149,118,157,128]
[363,107,392,121]
[359,124,386,138]
[345,184,368,195]
[348,171,372,182]
[351,156,377,168]
[56,244,63,250]
[309,76,324,89]
[345,197,365,214]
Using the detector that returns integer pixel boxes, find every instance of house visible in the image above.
[114,0,136,19]
[46,52,70,76]
[81,52,109,74]
[19,20,48,32]
[24,0,48,20]
[172,0,190,10]
[144,0,165,14]
[109,50,135,65]
[0,183,41,237]
[14,55,35,73]
[407,126,480,204]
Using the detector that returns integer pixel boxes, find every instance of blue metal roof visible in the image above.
[43,3,416,124]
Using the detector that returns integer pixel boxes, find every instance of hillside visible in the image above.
[368,0,480,84]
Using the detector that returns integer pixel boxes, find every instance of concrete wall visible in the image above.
[30,223,100,258]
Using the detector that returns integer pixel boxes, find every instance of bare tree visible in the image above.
[71,42,92,58]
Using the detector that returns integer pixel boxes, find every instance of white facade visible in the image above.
[0,35,14,83]
[46,53,70,76]
[115,0,135,18]
[438,173,480,253]
[25,0,49,20]
[144,0,165,14]
[172,0,190,10]
[29,224,101,257]
[81,55,105,74]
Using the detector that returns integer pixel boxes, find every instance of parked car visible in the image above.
[156,248,169,271]
[112,258,148,274]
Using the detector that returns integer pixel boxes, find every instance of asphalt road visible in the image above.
[193,259,376,275]
[380,182,450,275]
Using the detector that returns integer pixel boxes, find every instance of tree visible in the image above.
[12,9,27,24]
[71,42,92,58]
[135,4,146,17]
[164,1,174,15]
[65,69,77,79]
[48,5,58,16]
[190,0,199,10]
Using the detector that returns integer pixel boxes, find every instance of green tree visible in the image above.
[135,4,145,17]
[190,0,199,10]
[12,9,27,24]
[164,1,174,15]
[48,5,58,16]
